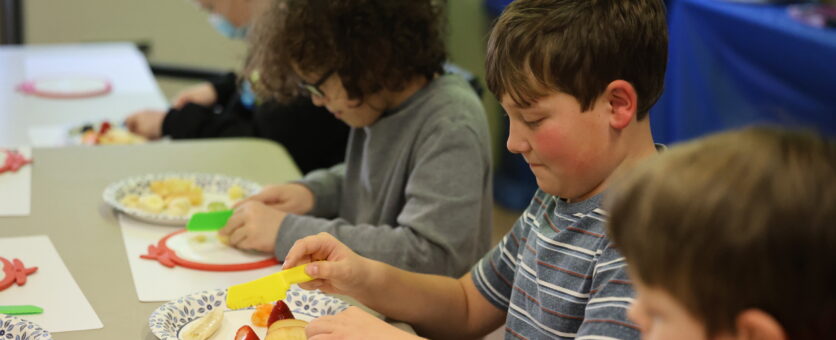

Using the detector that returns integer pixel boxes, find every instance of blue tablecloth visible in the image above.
[653,0,836,144]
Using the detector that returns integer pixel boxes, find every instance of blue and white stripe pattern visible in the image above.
[472,190,639,339]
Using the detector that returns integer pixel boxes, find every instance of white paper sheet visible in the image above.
[0,147,32,216]
[0,235,103,332]
[27,126,68,148]
[118,215,282,302]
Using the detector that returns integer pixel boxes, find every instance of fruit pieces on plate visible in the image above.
[266,319,308,340]
[251,300,294,327]
[236,325,260,340]
[120,178,203,216]
[242,300,306,340]
[120,180,246,216]
[180,308,224,340]
[251,304,273,327]
[77,121,146,145]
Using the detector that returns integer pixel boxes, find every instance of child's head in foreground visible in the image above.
[608,126,836,339]
[486,0,667,200]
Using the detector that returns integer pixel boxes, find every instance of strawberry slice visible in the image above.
[267,301,294,326]
[98,121,112,135]
[235,325,261,340]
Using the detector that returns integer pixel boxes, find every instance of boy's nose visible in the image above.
[506,123,530,155]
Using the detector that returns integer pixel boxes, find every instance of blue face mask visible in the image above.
[208,13,248,40]
[239,80,256,110]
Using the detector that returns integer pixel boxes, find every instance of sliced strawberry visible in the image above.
[98,121,112,135]
[267,300,294,326]
[235,325,261,340]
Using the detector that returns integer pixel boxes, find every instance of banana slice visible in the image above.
[180,308,224,340]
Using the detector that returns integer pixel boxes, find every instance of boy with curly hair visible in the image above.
[608,127,836,340]
[281,0,668,338]
[219,0,493,277]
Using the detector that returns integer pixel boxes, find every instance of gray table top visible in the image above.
[0,138,307,339]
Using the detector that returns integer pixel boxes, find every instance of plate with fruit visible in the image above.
[69,120,147,145]
[149,286,349,340]
[103,173,261,226]
[0,314,52,340]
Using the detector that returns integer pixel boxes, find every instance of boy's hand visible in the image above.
[218,201,286,253]
[171,82,217,109]
[234,183,314,215]
[125,110,165,139]
[306,307,425,340]
[283,233,372,297]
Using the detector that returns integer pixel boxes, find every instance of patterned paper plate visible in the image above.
[0,314,52,340]
[149,286,349,340]
[103,173,261,226]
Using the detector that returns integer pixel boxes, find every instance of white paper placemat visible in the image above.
[0,235,103,332]
[0,147,32,216]
[27,126,69,147]
[118,214,282,302]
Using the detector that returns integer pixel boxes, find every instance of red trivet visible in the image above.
[0,257,38,291]
[0,149,32,174]
[140,229,279,271]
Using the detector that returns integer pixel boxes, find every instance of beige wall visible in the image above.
[24,0,503,156]
[447,0,502,160]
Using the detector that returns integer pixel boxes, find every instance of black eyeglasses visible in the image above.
[298,69,334,98]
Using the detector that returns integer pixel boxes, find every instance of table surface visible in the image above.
[0,43,168,147]
[0,138,411,339]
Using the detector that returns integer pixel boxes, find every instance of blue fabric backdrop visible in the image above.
[654,0,836,144]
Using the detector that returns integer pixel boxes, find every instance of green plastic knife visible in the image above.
[0,305,43,315]
[186,209,234,231]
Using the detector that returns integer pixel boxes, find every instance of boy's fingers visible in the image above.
[124,117,138,132]
[218,210,244,236]
[228,226,249,248]
[172,95,189,109]
[306,316,337,337]
[284,235,321,267]
[284,233,338,268]
[231,198,248,209]
[297,279,324,291]
[309,260,347,283]
[246,191,281,205]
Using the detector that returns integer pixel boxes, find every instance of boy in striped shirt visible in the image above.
[608,127,836,340]
[282,0,667,338]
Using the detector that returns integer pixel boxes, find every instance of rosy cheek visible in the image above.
[531,126,564,163]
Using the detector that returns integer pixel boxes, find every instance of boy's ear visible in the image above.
[733,309,787,340]
[605,80,637,130]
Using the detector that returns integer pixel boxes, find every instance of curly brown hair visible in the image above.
[247,0,447,103]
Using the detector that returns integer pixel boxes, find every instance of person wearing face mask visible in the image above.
[125,0,349,174]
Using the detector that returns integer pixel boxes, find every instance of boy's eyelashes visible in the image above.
[523,118,544,127]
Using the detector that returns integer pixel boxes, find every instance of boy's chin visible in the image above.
[534,177,563,197]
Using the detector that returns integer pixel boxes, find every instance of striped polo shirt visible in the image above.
[472,189,639,339]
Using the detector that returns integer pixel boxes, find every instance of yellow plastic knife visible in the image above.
[226,264,314,310]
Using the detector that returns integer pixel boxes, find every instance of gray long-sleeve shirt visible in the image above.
[275,75,493,276]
